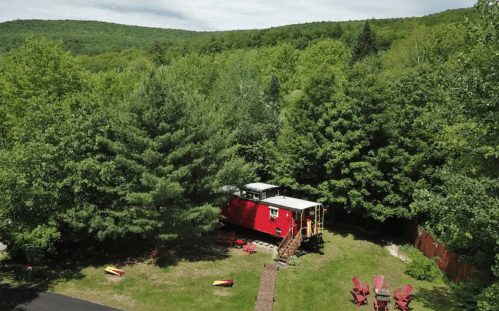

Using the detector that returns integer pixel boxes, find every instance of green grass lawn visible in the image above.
[0,226,455,311]
[49,247,273,311]
[273,227,454,311]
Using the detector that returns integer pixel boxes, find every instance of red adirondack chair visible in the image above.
[373,299,389,311]
[373,275,387,293]
[243,242,252,253]
[248,244,256,254]
[352,276,370,296]
[216,230,225,244]
[350,291,368,308]
[226,231,236,247]
[395,297,413,311]
[394,284,413,302]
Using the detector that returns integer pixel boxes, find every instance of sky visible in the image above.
[0,0,479,32]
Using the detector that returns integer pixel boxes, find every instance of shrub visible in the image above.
[399,244,422,259]
[288,255,300,266]
[477,281,499,311]
[450,278,483,310]
[404,255,443,282]
[400,244,443,282]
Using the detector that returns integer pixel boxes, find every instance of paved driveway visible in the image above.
[0,283,125,311]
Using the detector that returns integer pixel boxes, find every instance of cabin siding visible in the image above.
[222,197,293,237]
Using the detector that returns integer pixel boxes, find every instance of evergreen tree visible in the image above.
[350,21,379,66]
[267,75,281,141]
[328,23,343,39]
[148,40,172,67]
[268,75,280,105]
[103,66,255,246]
[0,47,255,262]
[209,35,223,54]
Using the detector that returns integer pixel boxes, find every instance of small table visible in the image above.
[235,239,245,248]
[375,289,391,305]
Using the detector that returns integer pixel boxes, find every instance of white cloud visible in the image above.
[0,0,478,31]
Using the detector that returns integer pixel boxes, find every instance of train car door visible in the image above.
[292,212,300,236]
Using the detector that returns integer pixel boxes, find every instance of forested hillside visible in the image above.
[0,19,218,55]
[0,7,481,57]
[0,2,498,310]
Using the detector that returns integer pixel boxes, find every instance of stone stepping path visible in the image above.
[255,265,279,311]
[244,240,278,253]
[218,226,310,257]
[242,238,309,257]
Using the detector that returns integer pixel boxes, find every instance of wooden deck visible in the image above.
[255,265,279,311]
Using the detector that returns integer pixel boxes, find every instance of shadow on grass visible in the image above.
[0,250,87,310]
[0,231,235,307]
[323,222,406,248]
[0,236,158,290]
[219,222,281,247]
[0,282,41,311]
[348,289,368,308]
[216,221,328,259]
[415,285,455,311]
[153,234,232,268]
[0,256,86,290]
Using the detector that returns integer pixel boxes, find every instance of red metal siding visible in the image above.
[221,197,293,237]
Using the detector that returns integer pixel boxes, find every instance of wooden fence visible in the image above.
[407,221,476,283]
[330,208,477,283]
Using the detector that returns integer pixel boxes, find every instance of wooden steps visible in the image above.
[277,232,301,263]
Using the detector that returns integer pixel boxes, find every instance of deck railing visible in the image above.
[289,232,302,255]
[278,226,293,250]
[279,228,302,259]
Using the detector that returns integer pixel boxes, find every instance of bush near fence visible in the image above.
[329,208,476,283]
[407,221,476,283]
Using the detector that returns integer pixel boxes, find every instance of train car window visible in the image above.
[266,189,279,198]
[270,207,279,217]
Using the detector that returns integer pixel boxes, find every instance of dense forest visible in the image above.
[0,1,498,310]
[0,7,482,57]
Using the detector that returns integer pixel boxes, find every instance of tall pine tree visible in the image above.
[267,75,281,141]
[350,21,379,66]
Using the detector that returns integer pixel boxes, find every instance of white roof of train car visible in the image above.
[260,196,322,213]
[242,182,279,192]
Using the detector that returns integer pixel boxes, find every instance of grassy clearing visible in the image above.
[0,226,455,311]
[49,247,273,311]
[273,226,454,310]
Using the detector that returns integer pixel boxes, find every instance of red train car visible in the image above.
[219,183,325,244]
